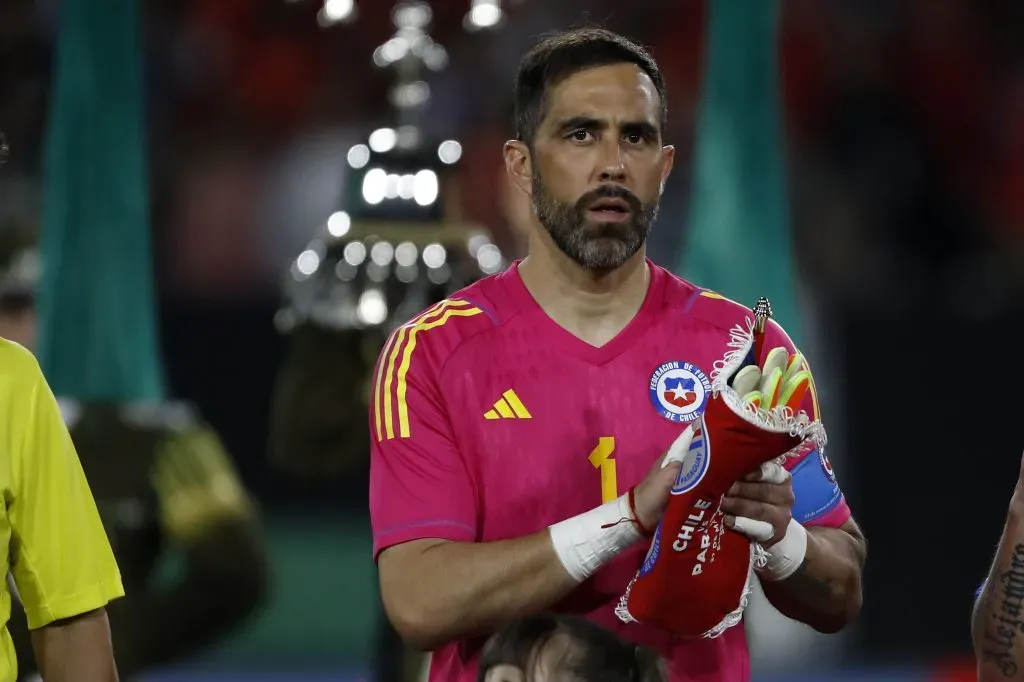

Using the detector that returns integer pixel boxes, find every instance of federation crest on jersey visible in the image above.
[671,419,711,495]
[818,448,836,484]
[649,361,711,423]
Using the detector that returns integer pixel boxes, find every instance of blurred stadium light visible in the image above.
[464,0,505,32]
[318,0,358,27]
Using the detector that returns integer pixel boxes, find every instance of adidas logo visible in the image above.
[484,389,532,420]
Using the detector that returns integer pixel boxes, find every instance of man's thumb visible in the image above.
[661,425,694,469]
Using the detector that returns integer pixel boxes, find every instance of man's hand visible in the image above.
[721,462,794,547]
[631,427,689,531]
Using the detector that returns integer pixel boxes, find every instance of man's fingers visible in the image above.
[725,480,794,506]
[727,515,775,543]
[721,496,770,520]
[661,425,694,469]
[759,461,789,484]
[740,462,790,484]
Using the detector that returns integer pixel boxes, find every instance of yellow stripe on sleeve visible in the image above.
[373,328,402,443]
[376,300,482,441]
[381,326,410,440]
[374,300,446,442]
[394,303,482,438]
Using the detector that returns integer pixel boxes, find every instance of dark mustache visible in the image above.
[576,185,642,213]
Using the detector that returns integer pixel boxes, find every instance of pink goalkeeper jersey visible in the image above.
[369,260,851,682]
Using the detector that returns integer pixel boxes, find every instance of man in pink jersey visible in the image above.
[369,27,867,682]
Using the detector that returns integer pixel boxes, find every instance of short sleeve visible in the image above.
[765,320,852,529]
[9,359,124,629]
[369,329,478,561]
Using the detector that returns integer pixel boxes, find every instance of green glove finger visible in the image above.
[759,347,789,391]
[781,352,805,385]
[760,366,784,408]
[742,390,763,409]
[778,368,811,411]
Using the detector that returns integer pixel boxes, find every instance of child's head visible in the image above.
[478,613,667,682]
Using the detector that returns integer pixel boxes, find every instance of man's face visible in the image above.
[527,63,674,271]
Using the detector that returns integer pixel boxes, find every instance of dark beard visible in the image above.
[532,172,658,271]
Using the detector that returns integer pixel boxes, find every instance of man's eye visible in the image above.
[625,133,645,144]
[570,130,592,142]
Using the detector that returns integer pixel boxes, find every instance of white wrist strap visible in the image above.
[755,518,808,582]
[549,495,642,583]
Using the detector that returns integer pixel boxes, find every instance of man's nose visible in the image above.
[596,140,627,183]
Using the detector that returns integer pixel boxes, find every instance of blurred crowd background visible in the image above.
[3,0,1024,680]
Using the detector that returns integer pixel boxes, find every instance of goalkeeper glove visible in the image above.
[731,346,812,413]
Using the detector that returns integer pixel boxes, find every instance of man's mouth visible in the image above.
[588,198,631,214]
[587,197,633,222]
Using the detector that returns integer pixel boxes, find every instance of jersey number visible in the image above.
[588,437,618,503]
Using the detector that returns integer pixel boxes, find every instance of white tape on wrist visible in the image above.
[755,518,808,582]
[549,495,642,583]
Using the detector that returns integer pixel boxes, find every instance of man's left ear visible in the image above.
[660,145,675,196]
[503,140,534,197]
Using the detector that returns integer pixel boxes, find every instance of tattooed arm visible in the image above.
[973,487,1024,681]
[758,518,867,633]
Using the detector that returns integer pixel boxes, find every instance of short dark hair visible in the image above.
[478,613,667,682]
[513,27,667,145]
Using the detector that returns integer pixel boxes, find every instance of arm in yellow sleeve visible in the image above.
[6,346,123,677]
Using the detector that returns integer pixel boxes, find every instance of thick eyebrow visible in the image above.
[553,116,660,140]
[621,120,660,141]
[553,116,605,135]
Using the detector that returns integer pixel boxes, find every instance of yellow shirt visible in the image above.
[0,339,124,681]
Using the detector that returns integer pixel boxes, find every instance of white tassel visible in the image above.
[615,576,639,624]
[615,549,761,639]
